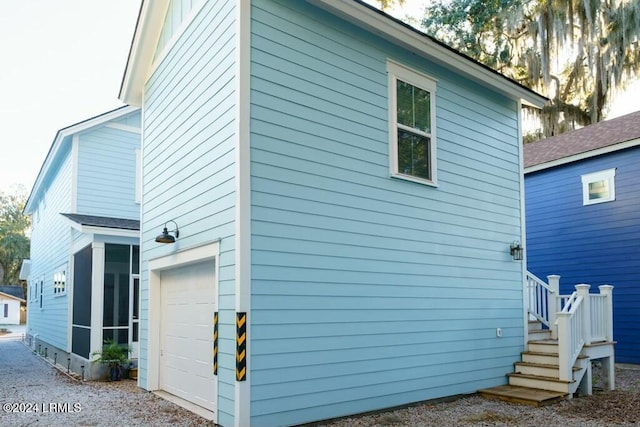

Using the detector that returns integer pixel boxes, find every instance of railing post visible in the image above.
[556,312,571,381]
[576,284,591,345]
[547,275,560,339]
[598,285,614,342]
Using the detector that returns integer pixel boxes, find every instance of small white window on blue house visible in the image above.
[53,266,67,296]
[387,60,437,185]
[581,169,616,205]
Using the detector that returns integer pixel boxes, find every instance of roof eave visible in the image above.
[119,0,169,106]
[0,291,25,303]
[524,137,640,173]
[306,0,548,108]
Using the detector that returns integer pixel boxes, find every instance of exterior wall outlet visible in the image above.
[496,328,503,337]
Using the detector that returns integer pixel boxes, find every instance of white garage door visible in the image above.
[160,262,216,412]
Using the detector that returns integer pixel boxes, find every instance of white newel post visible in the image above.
[547,275,560,339]
[576,284,591,346]
[598,285,614,342]
[556,311,571,381]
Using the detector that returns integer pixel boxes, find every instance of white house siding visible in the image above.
[27,142,74,351]
[76,118,141,219]
[248,1,523,425]
[140,1,237,424]
[0,297,22,325]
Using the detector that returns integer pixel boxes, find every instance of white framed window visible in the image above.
[39,277,44,309]
[53,266,67,296]
[581,168,616,205]
[387,60,437,186]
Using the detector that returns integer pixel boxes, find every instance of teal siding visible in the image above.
[26,144,74,351]
[249,1,523,425]
[153,0,205,62]
[140,1,236,424]
[76,115,141,219]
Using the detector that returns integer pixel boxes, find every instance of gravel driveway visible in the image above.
[0,339,215,427]
[1,337,639,426]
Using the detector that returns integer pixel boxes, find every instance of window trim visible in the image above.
[387,59,438,186]
[581,168,616,205]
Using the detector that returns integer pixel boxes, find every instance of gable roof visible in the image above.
[0,286,25,302]
[24,105,140,214]
[524,110,640,173]
[120,0,547,108]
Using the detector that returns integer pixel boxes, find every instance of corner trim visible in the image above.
[234,0,251,425]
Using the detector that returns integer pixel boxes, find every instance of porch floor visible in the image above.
[477,385,568,406]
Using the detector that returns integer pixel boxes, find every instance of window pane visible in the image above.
[397,80,414,127]
[397,129,430,180]
[413,86,431,133]
[589,180,609,200]
[396,79,431,133]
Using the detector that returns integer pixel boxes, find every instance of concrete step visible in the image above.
[508,372,573,393]
[478,385,568,406]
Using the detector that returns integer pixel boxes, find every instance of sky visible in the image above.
[0,0,141,195]
[0,0,637,196]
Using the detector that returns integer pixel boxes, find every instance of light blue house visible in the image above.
[120,1,546,425]
[23,106,141,379]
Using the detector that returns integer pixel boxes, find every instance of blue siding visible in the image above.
[26,143,74,351]
[76,117,141,219]
[249,1,523,425]
[141,1,236,424]
[526,146,640,363]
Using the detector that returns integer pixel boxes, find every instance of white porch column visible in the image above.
[547,275,560,339]
[598,285,616,391]
[598,285,614,341]
[90,242,105,360]
[576,284,591,345]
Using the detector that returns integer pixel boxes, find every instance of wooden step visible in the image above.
[478,385,568,406]
[528,320,543,332]
[514,361,581,378]
[528,329,552,341]
[508,372,573,393]
[522,351,559,365]
[528,339,559,354]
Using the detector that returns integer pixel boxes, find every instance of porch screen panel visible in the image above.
[72,245,92,358]
[103,244,130,346]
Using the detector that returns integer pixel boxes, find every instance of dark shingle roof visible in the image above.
[524,110,640,169]
[60,213,140,231]
[0,285,25,300]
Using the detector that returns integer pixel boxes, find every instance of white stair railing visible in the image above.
[526,272,557,329]
[556,286,588,382]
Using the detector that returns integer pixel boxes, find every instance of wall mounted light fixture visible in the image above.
[510,240,523,261]
[155,220,180,243]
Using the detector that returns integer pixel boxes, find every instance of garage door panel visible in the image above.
[160,262,217,412]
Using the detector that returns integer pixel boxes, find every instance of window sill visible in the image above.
[391,172,438,187]
[53,293,67,298]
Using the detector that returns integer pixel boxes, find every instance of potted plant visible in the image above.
[91,339,131,381]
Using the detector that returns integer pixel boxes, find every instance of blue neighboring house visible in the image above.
[525,110,640,365]
[120,1,547,426]
[22,106,141,379]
